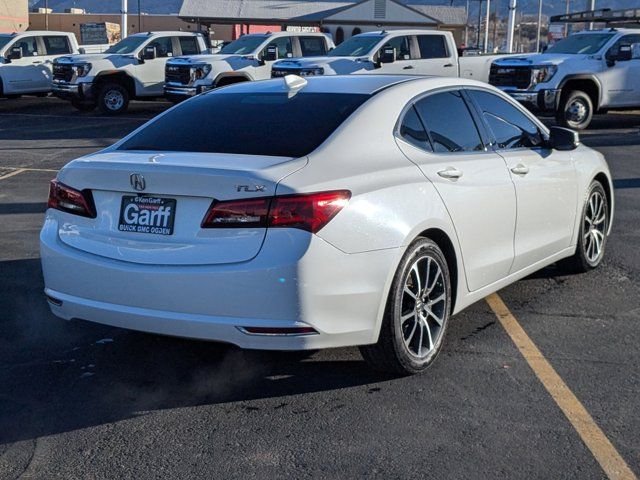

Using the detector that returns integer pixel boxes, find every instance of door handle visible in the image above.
[443,63,454,67]
[403,65,414,70]
[510,163,530,175]
[32,61,42,64]
[437,167,463,179]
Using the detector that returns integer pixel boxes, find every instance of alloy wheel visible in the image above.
[583,190,607,264]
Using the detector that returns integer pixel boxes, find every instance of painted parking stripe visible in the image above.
[0,168,26,181]
[486,293,636,480]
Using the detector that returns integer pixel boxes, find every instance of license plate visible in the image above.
[118,195,176,236]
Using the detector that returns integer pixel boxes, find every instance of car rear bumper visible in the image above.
[40,216,399,350]
[52,80,95,101]
[500,88,561,112]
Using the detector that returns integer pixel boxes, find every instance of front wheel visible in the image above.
[556,90,593,130]
[360,238,452,375]
[559,180,609,273]
[97,82,130,115]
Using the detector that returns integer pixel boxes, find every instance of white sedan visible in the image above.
[41,75,613,374]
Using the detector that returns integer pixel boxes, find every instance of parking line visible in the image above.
[0,168,26,181]
[486,293,636,480]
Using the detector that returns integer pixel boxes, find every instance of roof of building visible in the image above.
[179,0,467,26]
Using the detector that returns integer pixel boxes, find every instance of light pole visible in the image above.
[477,0,483,49]
[483,0,491,53]
[536,0,543,52]
[506,0,517,53]
[44,0,49,30]
[121,0,128,39]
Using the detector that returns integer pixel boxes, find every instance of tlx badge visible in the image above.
[236,185,266,192]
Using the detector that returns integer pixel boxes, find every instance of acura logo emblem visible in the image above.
[130,173,146,191]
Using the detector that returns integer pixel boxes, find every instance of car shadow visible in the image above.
[0,258,400,445]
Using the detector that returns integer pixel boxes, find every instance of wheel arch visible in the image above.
[93,71,136,97]
[558,75,602,110]
[593,171,614,235]
[416,227,459,313]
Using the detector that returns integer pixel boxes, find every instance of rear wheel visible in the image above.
[360,238,452,375]
[559,180,608,273]
[97,82,130,115]
[556,90,593,130]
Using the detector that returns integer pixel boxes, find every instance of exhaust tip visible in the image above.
[237,326,318,336]
[46,294,63,307]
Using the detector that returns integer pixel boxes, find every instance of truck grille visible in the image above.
[489,65,532,90]
[271,68,299,78]
[165,65,192,85]
[53,64,73,82]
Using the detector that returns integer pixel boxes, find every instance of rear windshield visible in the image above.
[118,91,370,158]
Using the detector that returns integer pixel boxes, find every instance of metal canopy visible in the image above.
[551,7,640,24]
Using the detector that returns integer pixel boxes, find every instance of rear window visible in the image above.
[118,92,370,158]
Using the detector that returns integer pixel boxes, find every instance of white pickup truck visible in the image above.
[0,31,87,98]
[52,31,208,114]
[490,28,640,130]
[271,30,508,82]
[163,31,334,102]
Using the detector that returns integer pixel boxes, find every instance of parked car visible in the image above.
[490,28,640,130]
[41,75,613,374]
[0,31,98,99]
[271,30,511,82]
[51,31,208,114]
[163,31,334,103]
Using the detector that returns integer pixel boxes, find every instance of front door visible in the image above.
[137,36,176,96]
[2,35,43,93]
[397,89,517,292]
[375,35,417,74]
[601,34,640,107]
[466,88,578,273]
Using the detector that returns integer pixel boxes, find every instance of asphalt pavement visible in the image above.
[0,97,638,479]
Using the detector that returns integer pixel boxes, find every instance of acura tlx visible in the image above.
[41,74,613,374]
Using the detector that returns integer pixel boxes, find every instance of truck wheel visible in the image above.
[360,237,452,375]
[556,90,593,130]
[71,100,96,112]
[97,82,130,115]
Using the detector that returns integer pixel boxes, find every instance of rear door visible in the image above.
[396,89,517,292]
[297,35,328,57]
[413,34,457,77]
[465,88,578,273]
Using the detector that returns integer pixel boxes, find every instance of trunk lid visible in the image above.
[56,151,306,265]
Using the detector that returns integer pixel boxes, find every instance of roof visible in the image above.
[179,0,467,26]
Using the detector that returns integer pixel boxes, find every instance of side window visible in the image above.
[266,37,293,59]
[10,36,38,57]
[42,36,72,55]
[468,90,543,149]
[414,91,484,153]
[606,34,640,61]
[399,106,432,151]
[416,35,448,59]
[299,36,327,56]
[380,35,411,60]
[178,36,199,55]
[148,37,174,58]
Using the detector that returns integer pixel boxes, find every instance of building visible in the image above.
[179,0,468,45]
[1,0,28,33]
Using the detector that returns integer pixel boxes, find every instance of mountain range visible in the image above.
[30,0,634,18]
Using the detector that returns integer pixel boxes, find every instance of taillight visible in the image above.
[201,190,351,234]
[47,180,96,218]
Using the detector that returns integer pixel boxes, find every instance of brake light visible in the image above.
[47,180,96,218]
[201,190,351,233]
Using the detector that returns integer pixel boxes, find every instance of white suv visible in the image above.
[52,31,208,114]
[164,31,334,102]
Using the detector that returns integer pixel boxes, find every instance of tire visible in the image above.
[360,237,452,375]
[71,100,96,112]
[559,180,609,273]
[556,90,593,130]
[97,82,130,115]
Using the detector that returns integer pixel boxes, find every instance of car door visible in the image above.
[297,35,328,57]
[396,89,517,292]
[2,35,42,93]
[40,35,74,89]
[137,36,176,95]
[466,88,578,273]
[601,34,640,107]
[257,36,294,78]
[375,35,416,74]
[414,34,457,77]
[177,36,201,56]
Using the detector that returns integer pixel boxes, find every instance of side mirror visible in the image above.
[379,46,396,64]
[78,47,86,54]
[617,44,632,62]
[548,126,579,151]
[142,45,157,60]
[9,47,22,60]
[262,45,278,62]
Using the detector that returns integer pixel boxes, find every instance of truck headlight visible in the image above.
[72,63,92,77]
[531,65,557,85]
[298,68,324,76]
[192,64,212,80]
